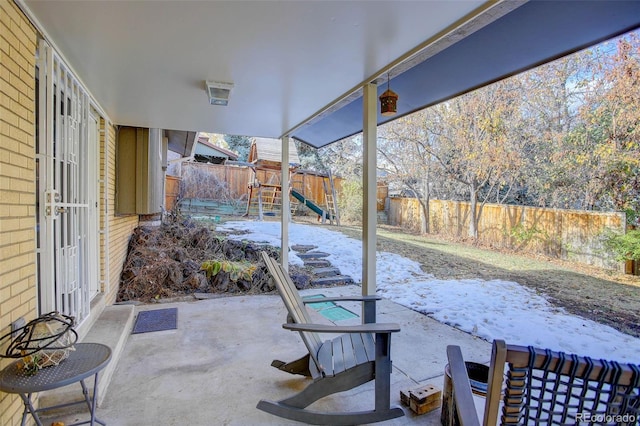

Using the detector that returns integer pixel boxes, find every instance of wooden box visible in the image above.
[400,384,442,415]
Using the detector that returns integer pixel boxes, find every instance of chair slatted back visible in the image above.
[485,340,640,425]
[261,252,324,370]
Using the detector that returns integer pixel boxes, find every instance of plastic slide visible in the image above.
[290,189,330,220]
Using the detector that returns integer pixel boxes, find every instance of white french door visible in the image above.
[36,40,99,324]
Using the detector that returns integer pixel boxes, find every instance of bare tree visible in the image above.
[382,82,523,238]
[574,34,640,220]
[378,117,435,233]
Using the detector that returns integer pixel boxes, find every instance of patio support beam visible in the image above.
[280,136,290,268]
[362,82,377,324]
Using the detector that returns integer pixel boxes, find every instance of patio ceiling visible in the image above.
[293,1,640,148]
[21,1,640,149]
[21,0,488,138]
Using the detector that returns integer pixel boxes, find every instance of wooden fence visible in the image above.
[290,169,343,207]
[179,162,250,199]
[388,197,626,269]
[175,162,341,211]
[377,185,388,211]
[165,175,181,211]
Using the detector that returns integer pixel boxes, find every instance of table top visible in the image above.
[0,343,111,394]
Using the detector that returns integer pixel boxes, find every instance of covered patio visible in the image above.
[18,0,640,307]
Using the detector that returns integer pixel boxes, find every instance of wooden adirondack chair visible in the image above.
[257,252,405,425]
[445,340,640,426]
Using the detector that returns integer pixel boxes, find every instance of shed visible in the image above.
[248,137,300,170]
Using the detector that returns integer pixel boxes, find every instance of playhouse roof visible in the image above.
[248,138,300,167]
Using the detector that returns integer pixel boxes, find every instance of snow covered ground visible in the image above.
[217,220,640,363]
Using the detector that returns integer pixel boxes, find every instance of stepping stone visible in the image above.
[311,275,354,286]
[304,259,331,268]
[312,267,341,277]
[291,244,317,253]
[297,251,330,259]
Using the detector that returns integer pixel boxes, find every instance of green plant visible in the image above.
[509,223,544,245]
[624,208,639,227]
[604,230,640,262]
[201,260,257,282]
[337,178,363,223]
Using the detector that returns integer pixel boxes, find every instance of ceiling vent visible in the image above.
[205,81,234,106]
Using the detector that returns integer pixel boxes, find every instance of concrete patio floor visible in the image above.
[43,285,491,426]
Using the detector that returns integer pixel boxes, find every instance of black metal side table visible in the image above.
[0,342,111,426]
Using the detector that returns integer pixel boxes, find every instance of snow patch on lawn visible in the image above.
[218,220,640,363]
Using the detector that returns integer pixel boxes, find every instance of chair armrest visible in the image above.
[302,295,381,304]
[283,322,400,334]
[446,345,481,426]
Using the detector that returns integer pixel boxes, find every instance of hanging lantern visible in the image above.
[379,74,398,116]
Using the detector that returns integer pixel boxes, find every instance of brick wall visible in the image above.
[0,1,38,424]
[1,3,140,422]
[102,122,138,304]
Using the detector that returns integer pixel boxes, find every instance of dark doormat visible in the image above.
[132,308,178,334]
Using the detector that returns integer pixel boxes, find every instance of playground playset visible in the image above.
[245,138,340,225]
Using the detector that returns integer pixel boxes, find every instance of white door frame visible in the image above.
[36,40,99,325]
[87,112,100,298]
